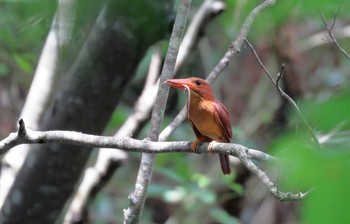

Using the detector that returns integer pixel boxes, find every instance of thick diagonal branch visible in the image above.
[123,1,192,223]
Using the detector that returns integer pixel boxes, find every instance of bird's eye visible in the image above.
[194,80,201,86]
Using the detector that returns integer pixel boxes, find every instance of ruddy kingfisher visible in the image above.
[166,77,232,175]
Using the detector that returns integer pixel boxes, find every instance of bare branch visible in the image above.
[275,63,285,88]
[244,38,321,149]
[329,8,340,31]
[300,25,350,52]
[0,120,309,201]
[124,1,192,223]
[320,10,350,60]
[0,120,271,161]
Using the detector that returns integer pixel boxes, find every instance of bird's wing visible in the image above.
[213,99,232,142]
[188,118,203,139]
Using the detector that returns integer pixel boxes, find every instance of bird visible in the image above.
[165,77,232,175]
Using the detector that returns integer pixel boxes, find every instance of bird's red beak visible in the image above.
[165,79,191,89]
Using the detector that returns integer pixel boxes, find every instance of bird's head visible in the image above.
[165,77,215,100]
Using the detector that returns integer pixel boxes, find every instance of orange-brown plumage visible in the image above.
[166,77,232,175]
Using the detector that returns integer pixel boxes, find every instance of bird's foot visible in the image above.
[191,137,209,153]
[191,139,201,153]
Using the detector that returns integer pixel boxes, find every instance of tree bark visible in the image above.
[0,0,172,223]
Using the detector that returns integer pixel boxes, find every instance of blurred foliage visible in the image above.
[0,0,55,77]
[271,90,350,224]
[303,91,350,132]
[216,0,350,39]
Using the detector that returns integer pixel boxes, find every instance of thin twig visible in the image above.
[320,10,350,60]
[244,38,321,149]
[275,64,285,88]
[329,8,339,31]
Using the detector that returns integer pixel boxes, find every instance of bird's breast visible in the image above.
[188,98,224,140]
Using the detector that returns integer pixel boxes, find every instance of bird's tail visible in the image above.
[219,154,231,175]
